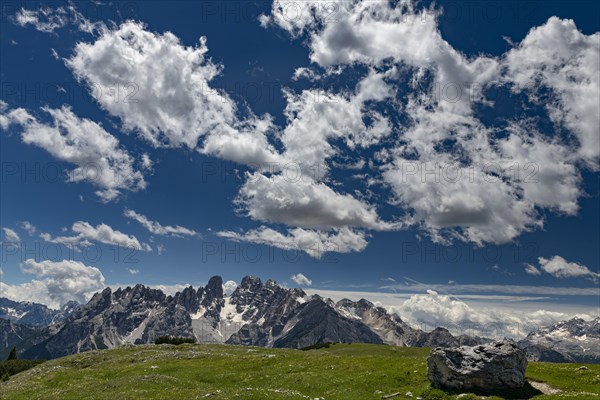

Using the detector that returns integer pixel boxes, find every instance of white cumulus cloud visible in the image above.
[19,221,37,236]
[2,228,21,242]
[237,173,395,231]
[1,105,147,202]
[524,264,542,276]
[259,0,597,249]
[389,290,591,338]
[217,226,368,259]
[68,21,231,149]
[14,5,100,34]
[222,280,238,296]
[41,221,150,251]
[124,209,198,238]
[538,255,599,281]
[0,259,105,308]
[504,17,600,168]
[291,273,312,286]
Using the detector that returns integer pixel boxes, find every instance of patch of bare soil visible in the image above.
[529,380,562,395]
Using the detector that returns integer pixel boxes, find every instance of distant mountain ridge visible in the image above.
[2,276,598,364]
[518,317,600,363]
[19,275,485,359]
[0,297,79,326]
[0,318,51,359]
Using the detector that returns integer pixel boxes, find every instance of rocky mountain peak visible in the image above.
[203,276,223,301]
[239,275,262,291]
[174,286,200,313]
[290,288,306,298]
[86,287,112,309]
[336,298,355,308]
[561,317,589,336]
[206,276,223,293]
[518,317,600,363]
[201,276,224,321]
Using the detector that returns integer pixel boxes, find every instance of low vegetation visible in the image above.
[154,336,196,345]
[0,348,45,382]
[0,359,45,382]
[0,343,598,399]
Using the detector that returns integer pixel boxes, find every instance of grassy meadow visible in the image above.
[0,343,598,399]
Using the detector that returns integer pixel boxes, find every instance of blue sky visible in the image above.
[0,0,598,334]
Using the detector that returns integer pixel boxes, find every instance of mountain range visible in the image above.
[1,275,598,363]
[517,317,600,363]
[0,297,78,326]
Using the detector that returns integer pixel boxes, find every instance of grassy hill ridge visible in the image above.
[0,344,598,399]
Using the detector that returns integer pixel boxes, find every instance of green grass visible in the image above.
[0,343,598,399]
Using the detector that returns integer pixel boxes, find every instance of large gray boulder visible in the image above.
[427,339,527,392]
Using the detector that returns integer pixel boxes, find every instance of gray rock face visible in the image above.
[226,276,309,346]
[518,317,600,363]
[427,340,527,392]
[272,298,384,348]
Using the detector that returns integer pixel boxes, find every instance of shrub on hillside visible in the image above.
[0,359,45,381]
[6,347,17,361]
[300,342,334,351]
[154,336,196,345]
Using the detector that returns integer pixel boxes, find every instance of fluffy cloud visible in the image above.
[67,20,280,169]
[259,0,597,248]
[381,103,585,244]
[311,287,597,339]
[19,221,37,236]
[214,69,397,251]
[10,2,599,256]
[538,256,599,281]
[504,17,600,168]
[237,173,395,231]
[266,0,497,107]
[0,259,105,308]
[14,5,99,33]
[279,70,394,177]
[1,105,146,202]
[524,264,542,276]
[15,7,69,33]
[124,209,198,238]
[200,116,284,167]
[2,228,20,242]
[64,19,397,243]
[389,290,588,338]
[222,280,238,296]
[218,226,368,258]
[67,21,229,148]
[291,273,312,286]
[41,221,150,251]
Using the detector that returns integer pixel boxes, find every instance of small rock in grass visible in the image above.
[405,392,413,398]
[576,366,589,370]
